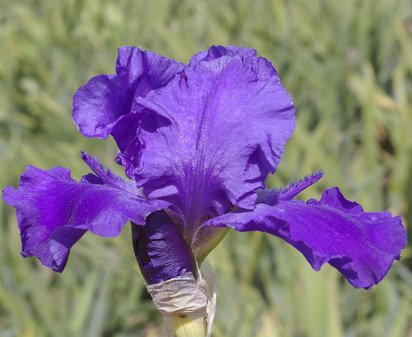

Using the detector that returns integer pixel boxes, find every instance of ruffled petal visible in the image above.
[72,47,184,139]
[116,47,185,94]
[132,211,197,284]
[192,172,324,263]
[189,45,257,64]
[134,50,295,238]
[2,155,167,272]
[204,186,407,289]
[72,74,126,138]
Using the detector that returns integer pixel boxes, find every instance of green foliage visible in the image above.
[0,0,411,336]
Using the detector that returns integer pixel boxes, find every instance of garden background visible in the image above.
[0,0,411,336]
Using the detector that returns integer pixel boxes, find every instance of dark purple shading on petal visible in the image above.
[132,211,197,285]
[135,51,295,239]
[72,74,126,138]
[204,185,407,289]
[190,45,257,65]
[2,156,167,272]
[116,47,185,94]
[80,151,141,194]
[113,111,173,179]
[72,47,184,139]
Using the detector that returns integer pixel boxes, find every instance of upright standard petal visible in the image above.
[204,185,407,289]
[189,45,257,65]
[2,156,167,272]
[132,211,197,285]
[72,47,184,139]
[135,52,295,239]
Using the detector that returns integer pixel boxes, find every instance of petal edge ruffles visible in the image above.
[134,50,295,237]
[72,47,184,139]
[2,158,168,272]
[203,187,407,289]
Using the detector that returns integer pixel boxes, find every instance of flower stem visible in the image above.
[164,313,207,337]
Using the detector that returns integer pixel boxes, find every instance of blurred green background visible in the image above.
[1,0,411,336]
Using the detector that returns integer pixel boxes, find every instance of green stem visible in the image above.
[164,313,207,337]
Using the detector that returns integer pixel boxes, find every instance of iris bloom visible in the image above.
[2,46,407,336]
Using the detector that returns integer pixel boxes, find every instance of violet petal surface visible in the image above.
[2,155,167,272]
[204,183,406,289]
[73,47,184,139]
[134,50,295,239]
[132,210,197,285]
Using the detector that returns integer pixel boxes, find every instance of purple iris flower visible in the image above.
[2,46,407,293]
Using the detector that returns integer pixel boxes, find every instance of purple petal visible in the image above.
[72,74,126,138]
[80,151,141,194]
[134,50,295,239]
[116,47,185,94]
[204,187,407,289]
[2,156,167,272]
[190,45,257,64]
[132,211,197,284]
[278,170,324,201]
[72,47,184,139]
[256,170,324,205]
